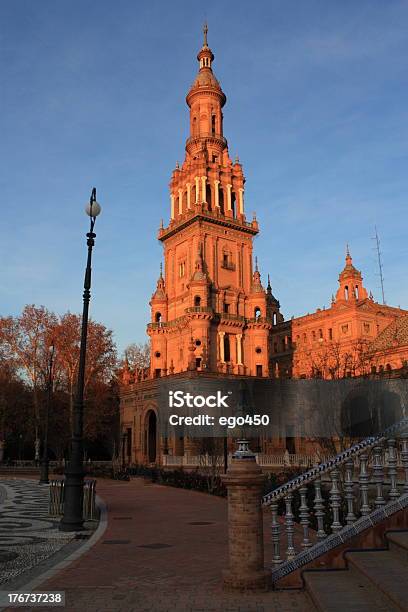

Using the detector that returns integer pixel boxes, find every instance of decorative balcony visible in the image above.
[220,260,236,271]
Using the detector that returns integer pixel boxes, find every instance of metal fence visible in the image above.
[49,479,97,520]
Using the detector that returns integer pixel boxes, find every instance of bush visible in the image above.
[128,464,227,497]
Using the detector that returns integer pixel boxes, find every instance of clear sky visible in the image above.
[1,0,407,355]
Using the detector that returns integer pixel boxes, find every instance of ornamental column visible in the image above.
[170,194,175,220]
[178,189,183,215]
[201,176,207,202]
[219,331,225,362]
[222,440,268,590]
[214,180,220,208]
[186,183,191,209]
[226,184,232,211]
[236,334,243,366]
[238,188,244,216]
[195,176,200,203]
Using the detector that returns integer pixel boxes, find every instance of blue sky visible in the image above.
[1,0,407,354]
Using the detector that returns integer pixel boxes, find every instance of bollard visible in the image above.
[221,440,268,590]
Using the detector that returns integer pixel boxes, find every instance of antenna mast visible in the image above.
[373,226,386,305]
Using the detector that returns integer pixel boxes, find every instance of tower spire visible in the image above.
[203,21,208,47]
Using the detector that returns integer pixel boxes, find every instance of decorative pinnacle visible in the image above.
[203,22,208,46]
[255,256,259,272]
[160,262,163,276]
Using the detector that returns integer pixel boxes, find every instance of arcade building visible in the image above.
[120,29,408,466]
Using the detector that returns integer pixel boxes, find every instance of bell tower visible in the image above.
[335,246,368,304]
[147,26,280,377]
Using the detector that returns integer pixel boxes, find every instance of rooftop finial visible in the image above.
[255,256,258,272]
[203,21,208,46]
[160,262,163,276]
[346,243,350,257]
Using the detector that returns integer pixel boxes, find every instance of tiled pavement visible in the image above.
[4,478,314,611]
[0,479,76,586]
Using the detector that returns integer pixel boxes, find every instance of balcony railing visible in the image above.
[221,261,236,271]
[186,133,227,148]
[184,306,213,314]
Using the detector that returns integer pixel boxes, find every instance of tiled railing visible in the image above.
[262,417,408,580]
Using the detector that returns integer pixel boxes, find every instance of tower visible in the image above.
[334,246,368,304]
[148,27,278,377]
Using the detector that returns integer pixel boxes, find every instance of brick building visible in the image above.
[120,29,408,466]
[270,248,408,379]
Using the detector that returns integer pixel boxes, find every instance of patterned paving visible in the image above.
[0,479,75,585]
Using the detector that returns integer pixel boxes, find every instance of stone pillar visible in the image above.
[195,176,200,203]
[214,180,220,208]
[178,189,183,215]
[238,188,244,215]
[226,184,232,211]
[201,176,207,202]
[170,194,175,219]
[186,183,191,209]
[222,440,268,590]
[219,331,225,362]
[236,334,243,366]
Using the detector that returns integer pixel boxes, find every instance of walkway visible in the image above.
[0,479,76,586]
[5,478,313,611]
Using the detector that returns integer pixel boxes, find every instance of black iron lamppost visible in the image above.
[60,188,101,532]
[39,343,55,484]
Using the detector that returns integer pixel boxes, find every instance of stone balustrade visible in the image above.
[262,417,408,582]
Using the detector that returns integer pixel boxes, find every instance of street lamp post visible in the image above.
[39,343,55,484]
[59,188,101,532]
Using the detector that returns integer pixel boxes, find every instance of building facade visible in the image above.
[120,30,408,466]
[269,249,408,380]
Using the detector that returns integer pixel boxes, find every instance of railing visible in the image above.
[162,453,318,468]
[221,261,236,271]
[246,316,272,325]
[48,479,97,520]
[262,417,408,577]
[186,133,227,148]
[218,312,246,322]
[162,454,228,468]
[184,306,213,314]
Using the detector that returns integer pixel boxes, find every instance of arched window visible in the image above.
[155,312,162,323]
[219,187,224,213]
[194,295,201,307]
[254,307,261,320]
[193,116,198,136]
[273,312,277,325]
[345,285,349,300]
[231,192,236,217]
[224,334,231,361]
[211,115,216,135]
[206,184,212,209]
[355,285,359,299]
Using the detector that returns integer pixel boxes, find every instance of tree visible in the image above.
[123,342,150,370]
[54,312,117,432]
[0,305,58,460]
